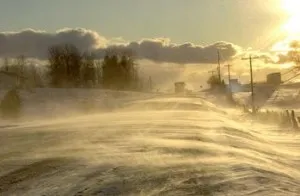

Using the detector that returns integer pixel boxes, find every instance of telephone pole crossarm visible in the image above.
[241,57,260,60]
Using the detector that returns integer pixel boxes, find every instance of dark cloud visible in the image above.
[100,39,242,64]
[1,28,242,64]
[0,28,107,59]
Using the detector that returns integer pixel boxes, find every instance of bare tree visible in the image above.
[81,52,97,87]
[289,41,300,66]
[1,57,9,71]
[48,44,82,87]
[101,48,140,90]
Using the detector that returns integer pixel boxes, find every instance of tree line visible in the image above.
[0,43,146,91]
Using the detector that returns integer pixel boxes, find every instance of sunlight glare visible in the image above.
[281,0,300,37]
[281,0,300,15]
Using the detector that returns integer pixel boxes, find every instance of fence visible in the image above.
[244,108,300,130]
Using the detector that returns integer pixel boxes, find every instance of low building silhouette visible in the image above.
[174,82,186,93]
[267,72,281,85]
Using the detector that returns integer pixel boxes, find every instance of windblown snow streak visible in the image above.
[0,92,300,195]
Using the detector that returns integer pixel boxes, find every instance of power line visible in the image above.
[282,67,297,76]
[148,76,153,91]
[283,72,300,84]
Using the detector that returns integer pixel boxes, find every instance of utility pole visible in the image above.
[217,50,221,82]
[225,64,231,90]
[148,76,153,91]
[224,64,234,103]
[242,55,260,114]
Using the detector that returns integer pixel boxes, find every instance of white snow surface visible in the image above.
[0,88,300,196]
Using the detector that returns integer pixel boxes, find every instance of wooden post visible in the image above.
[291,110,299,130]
[217,50,221,83]
[242,55,260,115]
[249,56,254,114]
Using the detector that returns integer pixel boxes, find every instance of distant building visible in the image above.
[267,72,281,85]
[228,79,242,92]
[0,71,28,89]
[174,82,186,93]
[229,79,239,85]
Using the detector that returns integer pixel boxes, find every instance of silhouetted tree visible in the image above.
[15,55,26,76]
[207,74,227,94]
[207,75,221,89]
[27,64,44,88]
[95,60,102,86]
[288,41,300,65]
[101,49,140,90]
[48,44,82,87]
[2,58,9,71]
[0,46,143,90]
[81,52,97,87]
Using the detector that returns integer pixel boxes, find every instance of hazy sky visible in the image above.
[0,0,288,49]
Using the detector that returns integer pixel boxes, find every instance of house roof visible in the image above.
[175,82,185,85]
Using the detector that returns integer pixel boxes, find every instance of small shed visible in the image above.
[174,82,186,93]
[267,72,281,86]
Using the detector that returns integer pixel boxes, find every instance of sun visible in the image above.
[281,0,300,37]
[281,0,300,15]
[284,17,300,37]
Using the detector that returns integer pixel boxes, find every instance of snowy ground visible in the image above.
[1,89,300,195]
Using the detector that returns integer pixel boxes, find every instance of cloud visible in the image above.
[108,37,128,45]
[2,28,296,67]
[100,39,242,64]
[0,28,107,59]
[0,28,243,64]
[270,39,300,64]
